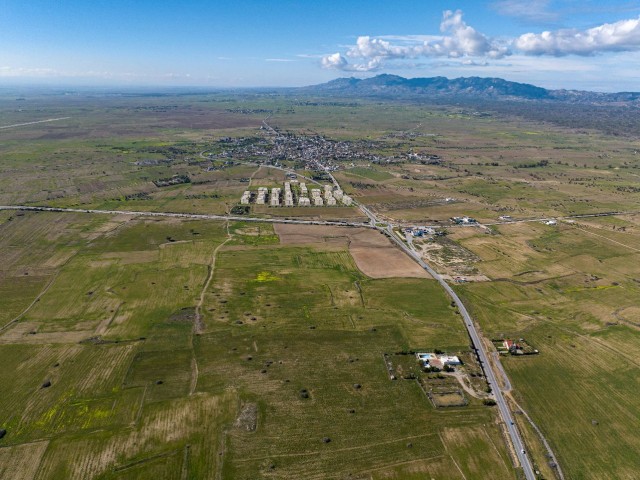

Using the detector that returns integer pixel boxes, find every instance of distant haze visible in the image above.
[1,1,640,91]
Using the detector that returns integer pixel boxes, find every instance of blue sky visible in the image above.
[1,0,640,91]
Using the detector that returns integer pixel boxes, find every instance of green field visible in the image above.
[1,90,639,479]
[450,219,640,479]
[0,212,515,479]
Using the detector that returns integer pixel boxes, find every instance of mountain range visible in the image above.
[302,74,640,104]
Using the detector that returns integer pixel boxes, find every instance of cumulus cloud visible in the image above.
[321,10,509,71]
[321,52,383,71]
[319,10,640,73]
[516,16,640,55]
[321,52,348,69]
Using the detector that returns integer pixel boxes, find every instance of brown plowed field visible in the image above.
[274,224,430,279]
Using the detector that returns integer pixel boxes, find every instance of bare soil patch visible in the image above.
[234,403,258,432]
[274,224,429,279]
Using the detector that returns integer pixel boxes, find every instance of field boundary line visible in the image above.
[180,445,190,480]
[509,396,565,480]
[133,385,147,425]
[539,317,640,368]
[564,221,640,253]
[350,454,447,477]
[235,432,439,462]
[0,245,79,333]
[0,272,59,332]
[215,429,227,480]
[113,449,180,472]
[438,431,468,480]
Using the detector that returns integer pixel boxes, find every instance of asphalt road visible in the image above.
[4,180,540,478]
[316,161,536,478]
[0,205,371,228]
[383,226,536,480]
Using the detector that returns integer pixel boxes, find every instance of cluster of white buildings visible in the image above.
[240,182,353,207]
[416,352,462,370]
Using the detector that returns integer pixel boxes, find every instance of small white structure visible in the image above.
[341,195,352,206]
[240,191,251,205]
[300,183,308,196]
[416,352,461,370]
[326,196,336,206]
[313,196,324,206]
[544,219,557,226]
[333,189,344,201]
[298,197,311,206]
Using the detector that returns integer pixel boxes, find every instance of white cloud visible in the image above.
[516,16,640,55]
[321,52,348,69]
[321,52,382,71]
[0,66,58,77]
[321,10,509,72]
[318,9,640,77]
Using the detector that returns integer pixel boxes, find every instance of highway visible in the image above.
[384,228,536,479]
[4,169,539,478]
[317,161,537,479]
[0,205,371,229]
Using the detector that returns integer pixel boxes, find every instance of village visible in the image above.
[206,130,441,172]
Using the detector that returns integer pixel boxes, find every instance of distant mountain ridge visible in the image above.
[302,74,640,104]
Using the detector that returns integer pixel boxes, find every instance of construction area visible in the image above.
[240,182,353,207]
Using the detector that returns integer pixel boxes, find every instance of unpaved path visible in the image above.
[190,225,233,395]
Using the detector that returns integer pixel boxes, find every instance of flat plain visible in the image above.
[1,89,639,479]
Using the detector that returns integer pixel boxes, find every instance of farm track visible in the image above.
[438,431,469,480]
[0,246,79,333]
[247,165,261,187]
[539,316,640,369]
[236,431,440,462]
[0,273,59,332]
[3,174,637,479]
[0,117,70,130]
[563,221,640,253]
[191,224,233,395]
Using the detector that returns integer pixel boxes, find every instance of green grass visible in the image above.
[344,166,395,182]
[2,91,639,479]
[0,213,513,479]
[453,219,640,479]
